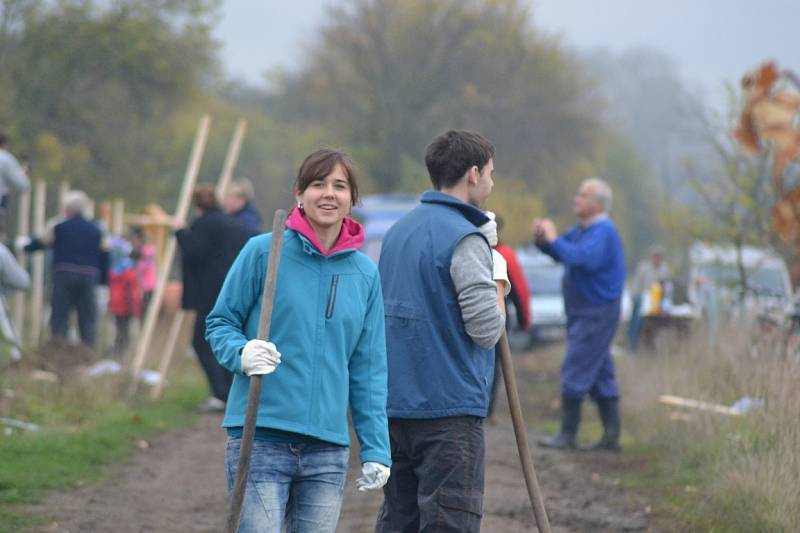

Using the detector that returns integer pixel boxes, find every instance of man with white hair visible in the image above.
[24,190,104,347]
[532,178,626,451]
[221,177,262,239]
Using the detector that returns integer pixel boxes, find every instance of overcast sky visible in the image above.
[215,0,799,99]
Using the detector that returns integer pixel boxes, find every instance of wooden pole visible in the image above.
[112,199,125,236]
[127,115,211,394]
[498,330,552,533]
[225,210,286,533]
[215,119,248,203]
[12,189,31,342]
[150,120,248,400]
[29,181,46,347]
[58,181,69,213]
[149,309,189,400]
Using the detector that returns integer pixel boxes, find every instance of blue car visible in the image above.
[352,194,419,263]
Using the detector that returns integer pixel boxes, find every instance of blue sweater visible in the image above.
[538,218,625,306]
[205,230,391,466]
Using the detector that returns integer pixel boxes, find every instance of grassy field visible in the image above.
[525,322,799,532]
[0,346,207,532]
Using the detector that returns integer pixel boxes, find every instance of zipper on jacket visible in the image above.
[325,274,339,319]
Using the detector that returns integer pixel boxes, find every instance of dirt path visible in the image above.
[28,347,657,532]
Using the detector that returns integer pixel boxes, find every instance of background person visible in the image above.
[533,177,625,451]
[174,184,246,412]
[627,245,670,351]
[23,190,104,348]
[221,177,262,239]
[206,149,391,533]
[487,214,531,423]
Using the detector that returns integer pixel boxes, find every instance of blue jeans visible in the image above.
[225,437,349,533]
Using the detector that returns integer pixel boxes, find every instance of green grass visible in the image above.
[0,355,207,532]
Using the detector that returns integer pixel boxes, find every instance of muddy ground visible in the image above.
[25,344,658,532]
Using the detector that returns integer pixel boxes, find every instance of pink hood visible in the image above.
[285,207,365,256]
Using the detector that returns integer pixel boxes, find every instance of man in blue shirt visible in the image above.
[534,178,625,451]
[377,130,508,532]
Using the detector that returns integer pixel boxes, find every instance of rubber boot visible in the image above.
[587,398,621,451]
[538,396,581,449]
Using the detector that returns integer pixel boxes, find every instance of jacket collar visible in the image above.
[420,191,490,227]
[285,207,365,257]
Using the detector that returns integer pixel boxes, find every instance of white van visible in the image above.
[687,241,793,314]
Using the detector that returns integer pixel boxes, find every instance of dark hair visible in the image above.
[0,132,7,147]
[424,130,495,189]
[192,184,217,211]
[294,148,359,205]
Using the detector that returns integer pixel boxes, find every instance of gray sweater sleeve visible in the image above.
[450,234,505,349]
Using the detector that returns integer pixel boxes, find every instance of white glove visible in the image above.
[240,339,281,376]
[492,249,511,296]
[14,235,31,251]
[478,211,498,246]
[356,462,390,492]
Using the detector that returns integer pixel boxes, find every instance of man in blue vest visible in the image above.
[376,130,508,532]
[24,190,105,347]
[533,177,626,451]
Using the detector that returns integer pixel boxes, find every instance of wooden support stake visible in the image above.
[151,119,248,401]
[112,199,125,236]
[215,119,248,203]
[658,394,742,416]
[12,189,31,342]
[127,115,211,395]
[29,181,46,346]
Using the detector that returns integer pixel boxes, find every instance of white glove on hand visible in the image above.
[356,462,390,492]
[240,339,281,376]
[14,235,31,251]
[478,211,498,247]
[492,249,511,296]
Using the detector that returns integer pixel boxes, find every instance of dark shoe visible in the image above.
[538,396,581,449]
[538,432,577,449]
[585,398,621,451]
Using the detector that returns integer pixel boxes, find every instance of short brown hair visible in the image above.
[192,184,217,211]
[294,149,359,206]
[425,130,495,189]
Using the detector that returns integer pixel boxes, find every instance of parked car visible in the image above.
[687,241,794,316]
[516,246,567,343]
[352,194,419,262]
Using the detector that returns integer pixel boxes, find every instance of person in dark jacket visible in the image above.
[222,177,262,240]
[534,177,626,451]
[376,130,508,533]
[24,190,104,347]
[175,185,246,410]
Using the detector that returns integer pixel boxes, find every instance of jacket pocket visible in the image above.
[325,274,339,319]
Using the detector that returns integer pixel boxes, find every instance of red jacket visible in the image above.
[108,269,142,317]
[496,242,531,330]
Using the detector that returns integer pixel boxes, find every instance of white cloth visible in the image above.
[491,249,511,296]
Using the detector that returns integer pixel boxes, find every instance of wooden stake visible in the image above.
[112,199,124,237]
[150,119,248,401]
[12,189,30,342]
[215,119,248,203]
[29,181,46,346]
[149,309,189,400]
[658,394,742,416]
[127,115,211,395]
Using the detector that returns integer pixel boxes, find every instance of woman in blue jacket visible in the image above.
[206,149,391,533]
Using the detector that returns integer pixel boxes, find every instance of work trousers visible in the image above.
[376,416,485,533]
[50,270,97,346]
[193,309,233,402]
